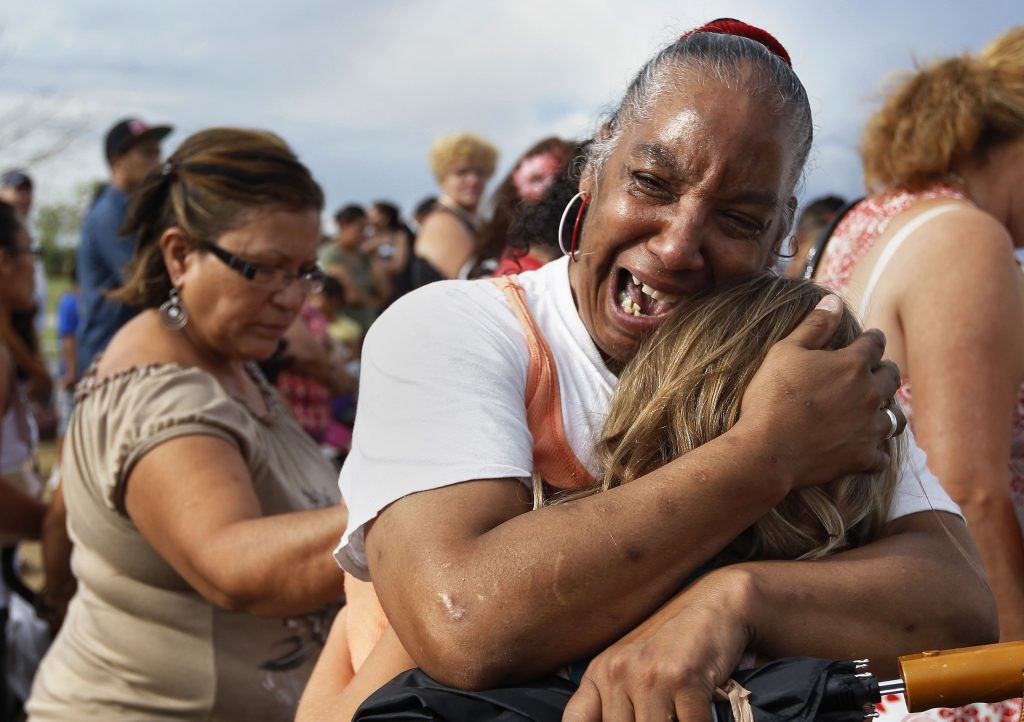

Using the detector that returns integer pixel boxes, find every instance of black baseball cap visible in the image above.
[104,118,173,162]
[0,169,32,189]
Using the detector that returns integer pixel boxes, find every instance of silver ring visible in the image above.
[883,408,899,440]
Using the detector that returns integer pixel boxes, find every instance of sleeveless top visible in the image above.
[410,203,481,289]
[816,184,1024,536]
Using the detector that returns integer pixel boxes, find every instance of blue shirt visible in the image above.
[76,185,139,372]
[56,290,80,379]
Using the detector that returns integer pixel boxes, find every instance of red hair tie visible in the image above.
[680,18,792,68]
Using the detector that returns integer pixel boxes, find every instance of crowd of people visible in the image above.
[0,17,1022,722]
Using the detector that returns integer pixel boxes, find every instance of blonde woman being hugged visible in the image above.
[27,129,346,722]
[815,26,1024,721]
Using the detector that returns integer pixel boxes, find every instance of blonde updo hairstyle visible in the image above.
[110,127,324,308]
[428,132,499,183]
[535,274,903,563]
[862,25,1024,192]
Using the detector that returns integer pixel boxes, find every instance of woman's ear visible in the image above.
[159,227,193,287]
[766,196,800,267]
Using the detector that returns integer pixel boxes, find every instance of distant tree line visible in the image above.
[33,180,101,277]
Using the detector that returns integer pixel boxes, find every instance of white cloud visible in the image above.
[2,0,1021,226]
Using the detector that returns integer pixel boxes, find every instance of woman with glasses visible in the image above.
[26,129,346,722]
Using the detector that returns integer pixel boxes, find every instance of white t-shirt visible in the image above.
[336,257,960,579]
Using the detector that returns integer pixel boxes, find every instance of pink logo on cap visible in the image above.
[128,119,149,136]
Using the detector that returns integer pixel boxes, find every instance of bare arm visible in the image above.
[40,482,75,631]
[60,335,78,389]
[564,512,996,722]
[0,348,46,542]
[413,213,476,279]
[367,302,903,689]
[893,209,1024,640]
[0,315,52,401]
[124,434,346,617]
[297,620,415,722]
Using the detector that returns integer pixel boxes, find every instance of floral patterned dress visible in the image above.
[817,185,1024,721]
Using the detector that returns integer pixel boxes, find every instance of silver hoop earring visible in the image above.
[159,288,189,330]
[558,192,588,260]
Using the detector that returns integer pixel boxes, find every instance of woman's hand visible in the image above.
[737,295,905,491]
[563,567,754,722]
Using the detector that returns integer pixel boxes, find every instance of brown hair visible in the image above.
[111,128,324,308]
[862,26,1024,192]
[475,137,578,269]
[535,274,903,562]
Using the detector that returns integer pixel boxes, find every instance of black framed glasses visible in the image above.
[200,240,325,294]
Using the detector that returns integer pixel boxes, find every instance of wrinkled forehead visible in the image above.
[654,59,808,180]
[638,85,797,192]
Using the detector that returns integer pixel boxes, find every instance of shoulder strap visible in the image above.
[490,276,596,490]
[858,204,961,318]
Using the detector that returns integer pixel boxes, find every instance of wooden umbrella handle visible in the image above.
[898,640,1024,712]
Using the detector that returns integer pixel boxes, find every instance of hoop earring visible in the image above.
[558,192,589,262]
[159,287,189,330]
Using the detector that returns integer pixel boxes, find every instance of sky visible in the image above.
[2,1,1022,233]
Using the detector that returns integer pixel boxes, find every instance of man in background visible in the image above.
[76,117,171,373]
[320,205,383,338]
[0,170,33,219]
[783,194,847,279]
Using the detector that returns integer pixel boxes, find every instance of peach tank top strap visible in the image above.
[490,275,596,490]
[343,277,597,680]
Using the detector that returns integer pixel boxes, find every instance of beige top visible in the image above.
[27,363,341,721]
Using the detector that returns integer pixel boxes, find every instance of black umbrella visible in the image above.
[712,657,879,722]
[354,642,1024,721]
[352,669,574,721]
[352,660,880,722]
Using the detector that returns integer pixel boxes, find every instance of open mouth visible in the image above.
[615,269,682,318]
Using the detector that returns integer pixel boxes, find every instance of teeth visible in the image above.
[636,282,679,305]
[620,290,644,316]
[622,274,683,316]
[641,283,662,301]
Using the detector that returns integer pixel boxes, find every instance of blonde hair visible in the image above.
[862,25,1024,192]
[535,274,903,562]
[429,132,499,183]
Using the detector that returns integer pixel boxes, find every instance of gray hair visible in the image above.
[587,32,813,198]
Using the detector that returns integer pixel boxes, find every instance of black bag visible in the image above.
[352,669,575,721]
